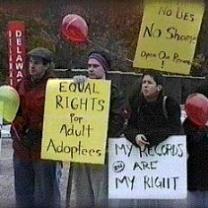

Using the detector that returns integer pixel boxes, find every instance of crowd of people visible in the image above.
[8,46,208,208]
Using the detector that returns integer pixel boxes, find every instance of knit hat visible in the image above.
[28,47,53,63]
[88,50,111,72]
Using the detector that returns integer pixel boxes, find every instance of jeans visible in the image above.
[66,163,108,208]
[13,155,62,208]
[187,191,208,208]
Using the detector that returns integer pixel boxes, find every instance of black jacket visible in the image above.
[184,118,208,190]
[125,89,181,147]
[183,80,208,190]
[108,84,127,138]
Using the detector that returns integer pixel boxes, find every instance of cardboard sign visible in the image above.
[109,136,187,199]
[41,79,111,164]
[133,0,204,74]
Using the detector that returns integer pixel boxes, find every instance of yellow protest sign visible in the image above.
[133,0,204,75]
[41,79,111,164]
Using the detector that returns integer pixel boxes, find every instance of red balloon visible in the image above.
[185,93,208,127]
[61,14,88,44]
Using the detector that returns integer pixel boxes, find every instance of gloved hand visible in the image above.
[73,75,88,84]
[21,134,33,149]
[135,134,150,151]
[21,129,42,148]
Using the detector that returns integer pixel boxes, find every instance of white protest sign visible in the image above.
[108,136,187,199]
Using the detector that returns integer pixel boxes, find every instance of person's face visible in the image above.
[141,75,161,100]
[28,57,48,79]
[87,58,106,79]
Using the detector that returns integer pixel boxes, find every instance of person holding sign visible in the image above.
[66,50,127,208]
[124,71,182,207]
[11,47,61,208]
[125,71,181,149]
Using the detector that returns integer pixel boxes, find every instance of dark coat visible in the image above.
[183,80,208,190]
[107,84,127,138]
[125,88,182,147]
[183,118,208,190]
[11,71,55,160]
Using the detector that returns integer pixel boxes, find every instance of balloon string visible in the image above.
[87,39,133,64]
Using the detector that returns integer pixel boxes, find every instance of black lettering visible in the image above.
[77,82,85,92]
[70,146,78,158]
[144,175,152,190]
[92,83,99,94]
[90,97,97,110]
[176,7,195,22]
[143,176,179,190]
[177,144,184,157]
[173,177,179,190]
[46,138,57,152]
[173,52,192,65]
[46,139,102,159]
[89,149,95,156]
[68,82,77,92]
[81,149,88,156]
[96,149,102,156]
[133,162,143,171]
[143,23,162,38]
[56,141,64,152]
[63,145,70,153]
[139,145,148,158]
[158,6,172,16]
[59,81,67,92]
[115,176,135,190]
[115,144,133,157]
[71,97,79,110]
[56,95,64,109]
[80,98,88,110]
[166,27,196,44]
[97,99,105,111]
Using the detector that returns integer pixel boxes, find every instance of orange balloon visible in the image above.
[61,14,88,44]
[185,93,208,127]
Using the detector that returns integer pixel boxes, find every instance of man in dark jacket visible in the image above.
[66,50,127,208]
[125,72,181,149]
[11,47,61,208]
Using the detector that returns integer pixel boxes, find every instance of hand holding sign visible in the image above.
[135,134,150,151]
[0,85,20,123]
[73,75,88,84]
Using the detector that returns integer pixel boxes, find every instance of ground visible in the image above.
[0,139,70,208]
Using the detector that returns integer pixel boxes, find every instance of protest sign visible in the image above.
[41,79,111,164]
[133,0,204,74]
[108,136,187,199]
[7,21,26,88]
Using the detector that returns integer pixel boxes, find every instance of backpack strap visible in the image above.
[162,96,168,120]
[137,95,169,120]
